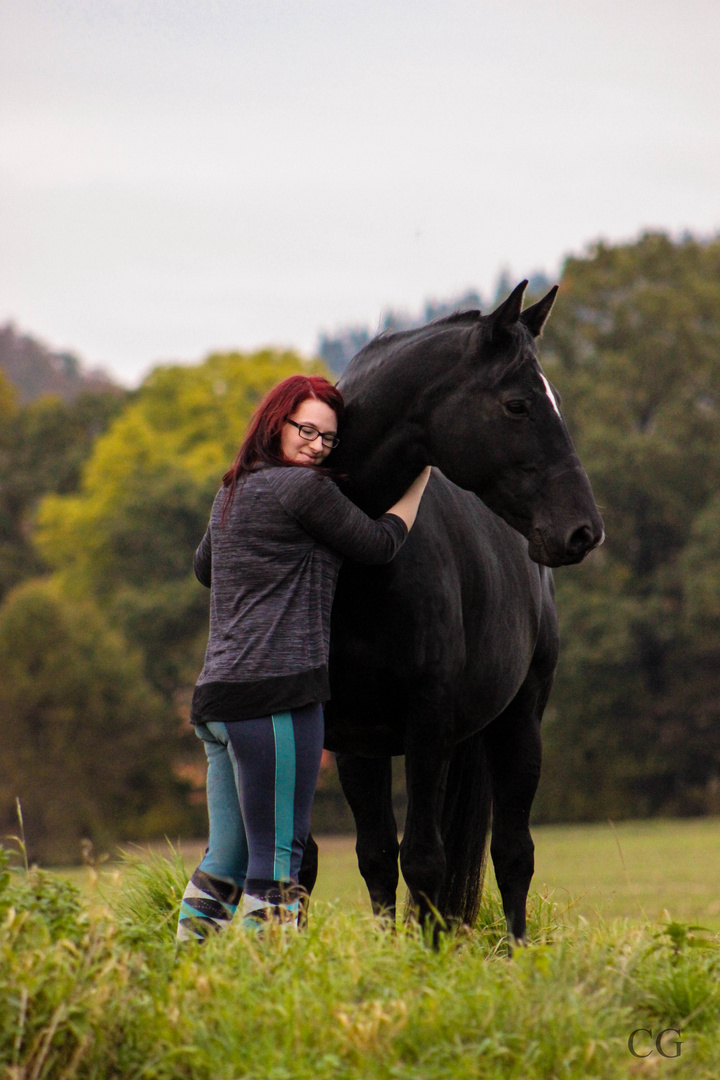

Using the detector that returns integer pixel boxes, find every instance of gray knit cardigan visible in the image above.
[191,464,407,723]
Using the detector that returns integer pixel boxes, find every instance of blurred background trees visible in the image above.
[0,386,127,600]
[2,232,720,860]
[535,232,720,820]
[0,578,188,864]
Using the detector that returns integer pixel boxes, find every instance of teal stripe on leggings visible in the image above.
[271,712,296,881]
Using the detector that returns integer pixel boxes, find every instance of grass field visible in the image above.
[530,818,720,929]
[313,819,720,929]
[5,820,720,1079]
[142,818,720,929]
[55,817,720,929]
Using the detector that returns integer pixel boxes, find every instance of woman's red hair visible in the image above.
[221,375,344,515]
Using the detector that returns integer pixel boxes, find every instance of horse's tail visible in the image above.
[437,728,492,926]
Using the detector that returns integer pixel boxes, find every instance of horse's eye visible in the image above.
[504,400,529,416]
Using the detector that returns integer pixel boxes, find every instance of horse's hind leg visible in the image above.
[336,752,399,919]
[298,833,318,928]
[483,675,550,945]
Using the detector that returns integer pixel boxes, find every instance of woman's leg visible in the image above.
[177,721,249,941]
[225,703,324,925]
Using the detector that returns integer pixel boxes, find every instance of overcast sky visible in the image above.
[2,0,719,385]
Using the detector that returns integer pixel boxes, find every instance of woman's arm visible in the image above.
[271,466,432,565]
[194,527,212,587]
[384,466,432,531]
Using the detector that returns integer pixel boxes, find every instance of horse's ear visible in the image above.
[488,281,528,336]
[519,285,559,338]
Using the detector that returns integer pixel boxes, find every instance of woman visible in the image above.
[178,375,430,939]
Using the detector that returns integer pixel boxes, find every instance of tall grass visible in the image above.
[1,843,717,1078]
[108,843,189,943]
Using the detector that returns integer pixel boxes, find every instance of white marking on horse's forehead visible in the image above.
[539,372,561,417]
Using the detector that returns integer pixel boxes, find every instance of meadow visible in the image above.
[314,819,720,930]
[3,820,720,1079]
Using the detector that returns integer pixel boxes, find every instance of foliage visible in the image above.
[536,232,720,821]
[648,920,719,961]
[0,322,116,404]
[0,846,87,945]
[0,844,168,1080]
[0,367,16,420]
[0,579,197,864]
[3,844,720,1078]
[0,388,127,602]
[109,843,189,943]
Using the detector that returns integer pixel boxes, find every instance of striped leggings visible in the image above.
[178,703,324,938]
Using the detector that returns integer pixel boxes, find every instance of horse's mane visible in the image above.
[432,309,484,327]
[347,308,484,372]
[341,306,537,397]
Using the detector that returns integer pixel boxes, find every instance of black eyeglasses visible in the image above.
[285,418,340,449]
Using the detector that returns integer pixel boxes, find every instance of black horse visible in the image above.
[303,282,603,942]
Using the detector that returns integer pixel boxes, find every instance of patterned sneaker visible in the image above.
[242,881,304,930]
[177,869,242,942]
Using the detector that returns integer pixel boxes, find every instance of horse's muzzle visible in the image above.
[527,519,605,567]
[564,522,603,560]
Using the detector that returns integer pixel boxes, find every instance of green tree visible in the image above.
[0,579,197,864]
[0,368,15,419]
[0,389,127,601]
[535,232,720,820]
[0,371,20,594]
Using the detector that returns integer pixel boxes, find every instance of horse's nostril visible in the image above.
[566,524,595,555]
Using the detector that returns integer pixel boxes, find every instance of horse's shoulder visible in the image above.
[426,474,517,541]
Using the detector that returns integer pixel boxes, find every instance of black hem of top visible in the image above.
[190,667,330,724]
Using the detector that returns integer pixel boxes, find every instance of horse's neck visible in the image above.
[336,404,425,517]
[336,336,459,513]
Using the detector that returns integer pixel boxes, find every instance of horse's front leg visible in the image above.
[400,704,452,936]
[336,752,399,919]
[484,701,543,946]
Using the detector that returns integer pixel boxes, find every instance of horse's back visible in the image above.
[326,472,555,754]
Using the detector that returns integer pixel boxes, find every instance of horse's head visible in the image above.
[337,281,603,567]
[420,281,604,566]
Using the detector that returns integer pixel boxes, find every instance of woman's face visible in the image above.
[280,397,339,465]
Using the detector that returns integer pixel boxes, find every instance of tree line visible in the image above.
[317,271,551,373]
[2,231,720,862]
[535,232,720,820]
[0,323,116,404]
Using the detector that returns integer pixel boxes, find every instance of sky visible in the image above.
[1,0,719,386]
